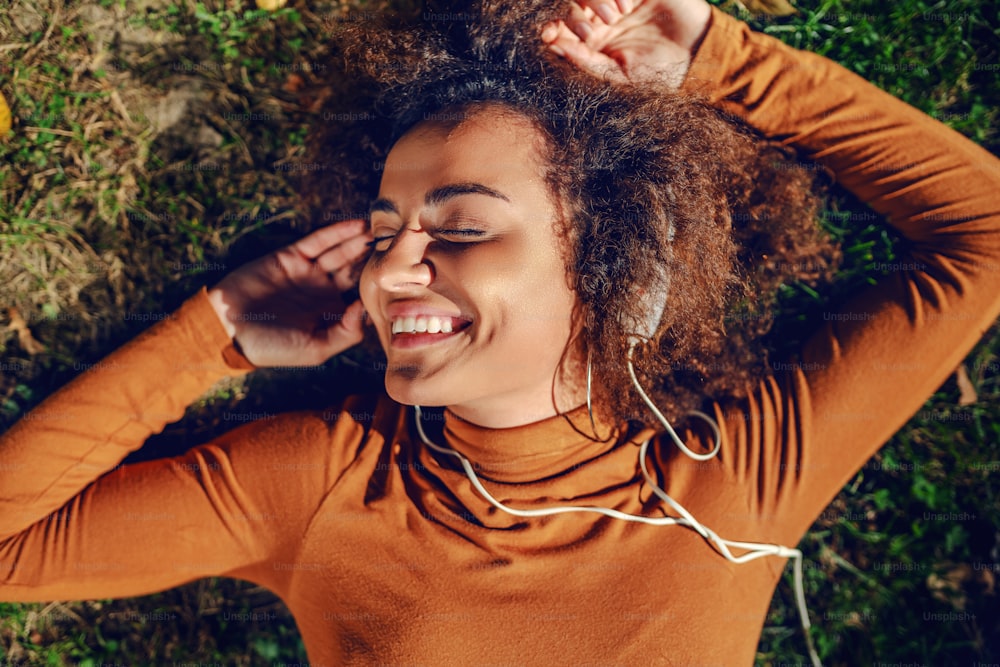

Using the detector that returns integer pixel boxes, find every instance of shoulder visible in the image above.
[205,393,407,487]
[311,393,410,479]
[319,393,408,429]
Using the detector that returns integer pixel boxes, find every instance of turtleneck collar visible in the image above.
[434,403,624,483]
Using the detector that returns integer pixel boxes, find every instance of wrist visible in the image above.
[685,0,712,59]
[206,286,238,339]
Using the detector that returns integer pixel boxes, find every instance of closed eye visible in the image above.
[366,228,487,253]
[366,236,395,252]
[436,229,486,239]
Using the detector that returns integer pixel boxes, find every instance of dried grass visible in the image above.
[0,0,351,426]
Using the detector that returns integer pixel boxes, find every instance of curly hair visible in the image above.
[301,0,840,428]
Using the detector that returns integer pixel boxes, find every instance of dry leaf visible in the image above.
[956,364,978,405]
[6,307,45,355]
[282,74,305,94]
[926,563,972,610]
[0,89,11,137]
[980,568,995,596]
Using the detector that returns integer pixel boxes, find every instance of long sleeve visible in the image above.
[0,289,252,541]
[0,289,359,602]
[681,8,1000,543]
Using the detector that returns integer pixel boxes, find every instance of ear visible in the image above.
[556,300,591,386]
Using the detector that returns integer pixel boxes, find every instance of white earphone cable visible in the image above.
[411,340,821,667]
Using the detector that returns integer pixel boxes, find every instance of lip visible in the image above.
[389,327,469,349]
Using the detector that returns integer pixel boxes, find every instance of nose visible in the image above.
[371,226,434,292]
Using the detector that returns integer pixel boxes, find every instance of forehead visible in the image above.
[379,108,549,196]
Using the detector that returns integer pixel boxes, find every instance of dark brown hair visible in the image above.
[302,0,839,427]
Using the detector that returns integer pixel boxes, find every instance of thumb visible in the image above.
[322,299,366,354]
[340,299,367,339]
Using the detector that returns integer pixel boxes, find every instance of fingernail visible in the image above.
[596,3,615,24]
[574,21,593,39]
[541,24,558,42]
[549,43,566,57]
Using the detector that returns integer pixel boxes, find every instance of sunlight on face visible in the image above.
[358,107,583,428]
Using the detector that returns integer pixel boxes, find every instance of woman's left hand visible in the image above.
[540,0,712,90]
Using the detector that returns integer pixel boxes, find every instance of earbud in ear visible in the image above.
[631,214,674,341]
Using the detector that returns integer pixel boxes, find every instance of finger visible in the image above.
[341,298,366,338]
[546,20,587,53]
[570,0,597,20]
[286,244,367,295]
[320,298,366,353]
[314,232,371,278]
[271,226,371,288]
[546,21,627,83]
[567,2,599,41]
[291,218,368,261]
[541,21,559,44]
[579,0,622,25]
[325,256,366,293]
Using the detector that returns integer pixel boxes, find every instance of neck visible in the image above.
[445,347,589,429]
[446,397,577,430]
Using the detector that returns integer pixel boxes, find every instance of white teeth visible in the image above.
[391,315,461,334]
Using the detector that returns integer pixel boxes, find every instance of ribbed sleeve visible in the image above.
[683,7,1000,543]
[0,289,356,602]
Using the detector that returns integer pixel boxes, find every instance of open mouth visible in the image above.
[389,316,472,348]
[391,315,470,335]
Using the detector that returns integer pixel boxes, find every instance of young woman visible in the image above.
[2,0,998,665]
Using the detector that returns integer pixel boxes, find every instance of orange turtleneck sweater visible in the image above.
[2,7,1000,666]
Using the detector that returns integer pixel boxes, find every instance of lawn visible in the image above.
[0,0,998,664]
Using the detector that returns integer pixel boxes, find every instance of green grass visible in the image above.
[735,0,1000,662]
[1,0,999,664]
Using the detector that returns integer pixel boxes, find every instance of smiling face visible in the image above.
[358,106,585,428]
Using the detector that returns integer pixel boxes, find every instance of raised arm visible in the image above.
[0,221,373,600]
[677,6,1000,537]
[0,289,253,544]
[543,1,1000,538]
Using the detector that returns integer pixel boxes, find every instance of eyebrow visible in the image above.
[369,182,511,216]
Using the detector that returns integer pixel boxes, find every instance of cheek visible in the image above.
[358,262,383,333]
[477,255,574,344]
[358,264,373,311]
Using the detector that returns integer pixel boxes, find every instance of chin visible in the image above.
[384,372,454,408]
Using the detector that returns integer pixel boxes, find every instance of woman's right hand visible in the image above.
[207,219,373,367]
